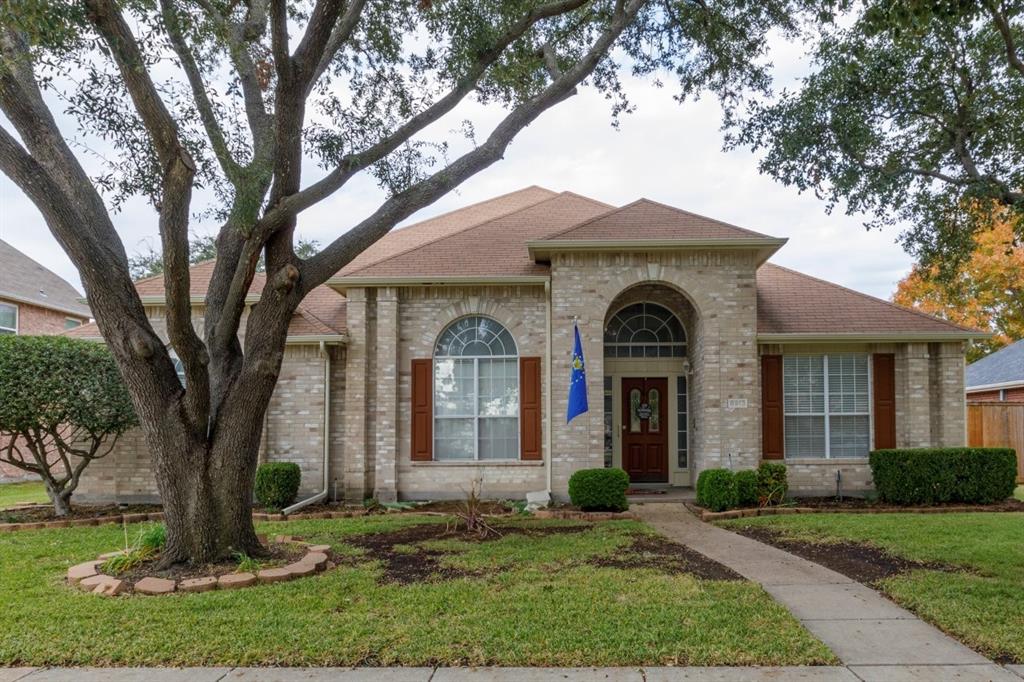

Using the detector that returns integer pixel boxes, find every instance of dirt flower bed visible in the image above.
[732,526,963,584]
[690,496,1024,521]
[0,503,161,525]
[110,541,310,584]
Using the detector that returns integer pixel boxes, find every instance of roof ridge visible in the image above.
[631,198,773,238]
[341,190,604,277]
[760,263,983,334]
[343,186,558,275]
[541,199,641,240]
[130,257,218,290]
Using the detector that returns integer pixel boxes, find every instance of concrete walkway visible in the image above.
[2,666,1023,681]
[635,503,1017,681]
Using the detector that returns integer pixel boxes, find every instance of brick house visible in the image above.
[68,187,983,503]
[966,340,1024,402]
[0,239,92,482]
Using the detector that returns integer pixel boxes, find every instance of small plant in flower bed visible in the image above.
[567,468,630,512]
[696,469,738,512]
[254,462,301,510]
[234,552,262,573]
[101,523,167,574]
[756,463,788,506]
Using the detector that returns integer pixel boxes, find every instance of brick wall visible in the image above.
[968,386,1024,403]
[0,297,88,336]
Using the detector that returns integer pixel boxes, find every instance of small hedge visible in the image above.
[568,468,629,511]
[254,462,302,510]
[735,470,759,507]
[757,462,788,506]
[696,469,737,512]
[869,447,1017,505]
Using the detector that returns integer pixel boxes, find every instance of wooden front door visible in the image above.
[621,377,669,483]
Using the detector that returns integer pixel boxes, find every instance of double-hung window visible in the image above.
[433,316,519,460]
[0,303,17,334]
[783,354,870,458]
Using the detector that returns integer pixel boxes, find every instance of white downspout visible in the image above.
[545,279,553,495]
[283,341,331,515]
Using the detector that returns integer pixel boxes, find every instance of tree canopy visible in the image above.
[731,0,1024,269]
[0,336,137,516]
[894,210,1023,362]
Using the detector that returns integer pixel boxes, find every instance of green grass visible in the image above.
[720,512,1024,662]
[0,481,47,509]
[1014,485,1023,501]
[0,514,834,667]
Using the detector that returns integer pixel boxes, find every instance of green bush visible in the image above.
[567,468,629,511]
[869,448,1017,505]
[696,469,738,512]
[254,462,302,510]
[735,470,759,507]
[757,462,788,506]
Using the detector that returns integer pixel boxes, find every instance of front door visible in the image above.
[621,377,668,483]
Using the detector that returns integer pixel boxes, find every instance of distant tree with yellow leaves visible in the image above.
[893,216,1023,363]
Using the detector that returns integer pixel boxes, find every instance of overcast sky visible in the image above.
[0,32,914,302]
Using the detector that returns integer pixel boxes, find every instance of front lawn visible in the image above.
[720,512,1024,662]
[0,514,833,667]
[0,481,47,510]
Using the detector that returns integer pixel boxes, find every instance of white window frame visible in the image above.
[64,317,82,330]
[432,316,520,461]
[783,353,872,459]
[0,302,18,334]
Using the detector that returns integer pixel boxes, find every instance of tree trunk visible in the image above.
[43,479,71,517]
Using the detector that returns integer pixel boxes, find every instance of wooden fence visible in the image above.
[967,402,1024,483]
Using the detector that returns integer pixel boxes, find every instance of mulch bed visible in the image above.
[1,504,160,524]
[732,526,963,584]
[790,497,1024,513]
[588,534,742,580]
[110,542,312,584]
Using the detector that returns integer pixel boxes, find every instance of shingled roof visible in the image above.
[966,340,1024,389]
[0,239,90,318]
[67,259,346,341]
[756,264,979,337]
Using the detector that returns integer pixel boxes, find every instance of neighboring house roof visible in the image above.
[756,264,980,339]
[966,340,1024,389]
[0,239,91,318]
[67,259,346,341]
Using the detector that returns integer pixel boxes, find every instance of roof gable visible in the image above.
[542,199,778,241]
[336,191,612,280]
[967,340,1024,388]
[0,239,91,317]
[756,264,981,337]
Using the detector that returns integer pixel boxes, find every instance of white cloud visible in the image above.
[0,35,913,301]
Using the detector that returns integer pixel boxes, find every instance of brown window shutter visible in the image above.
[873,353,896,449]
[410,359,433,461]
[761,355,784,459]
[520,356,543,461]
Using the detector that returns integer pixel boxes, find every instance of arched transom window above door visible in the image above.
[604,302,686,358]
[433,316,519,460]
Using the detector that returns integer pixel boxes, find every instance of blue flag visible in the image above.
[566,321,589,423]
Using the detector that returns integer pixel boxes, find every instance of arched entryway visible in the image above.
[602,284,700,487]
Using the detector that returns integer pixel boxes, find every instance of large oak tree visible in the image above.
[0,0,813,565]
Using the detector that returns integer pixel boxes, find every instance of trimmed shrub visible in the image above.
[756,462,788,506]
[696,469,737,512]
[254,462,302,510]
[869,448,1017,505]
[568,468,629,511]
[735,470,759,507]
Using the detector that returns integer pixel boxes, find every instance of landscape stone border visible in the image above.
[0,508,372,534]
[688,501,1023,522]
[533,509,639,521]
[65,535,335,597]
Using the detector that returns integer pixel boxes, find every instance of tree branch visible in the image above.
[300,0,644,288]
[306,0,367,95]
[984,0,1024,78]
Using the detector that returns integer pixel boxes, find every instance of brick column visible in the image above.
[374,288,400,502]
[904,342,932,447]
[932,342,966,446]
[342,288,370,500]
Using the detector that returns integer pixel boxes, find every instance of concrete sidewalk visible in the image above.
[634,504,1017,681]
[2,666,1023,681]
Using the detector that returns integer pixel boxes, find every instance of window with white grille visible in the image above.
[783,354,870,459]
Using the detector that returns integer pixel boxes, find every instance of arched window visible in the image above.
[604,302,686,357]
[434,316,519,460]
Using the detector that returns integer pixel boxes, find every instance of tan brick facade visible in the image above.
[77,257,970,504]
